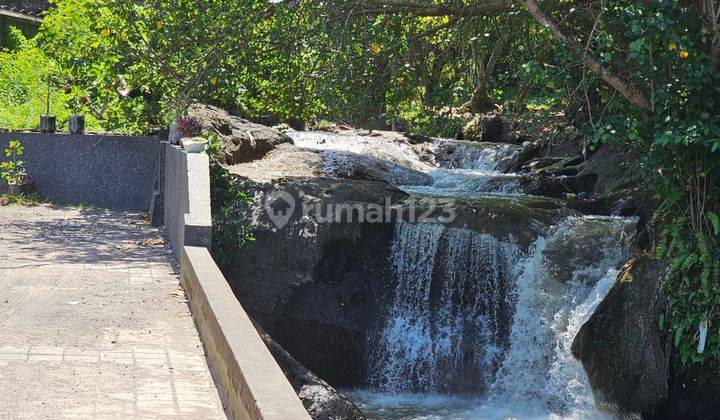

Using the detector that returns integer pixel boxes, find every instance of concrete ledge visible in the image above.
[164,144,212,260]
[182,246,311,420]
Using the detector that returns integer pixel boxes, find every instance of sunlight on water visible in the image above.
[286,130,630,419]
[358,217,632,419]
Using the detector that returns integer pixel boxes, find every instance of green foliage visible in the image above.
[40,0,323,132]
[656,198,720,367]
[38,0,547,132]
[0,28,103,131]
[209,163,254,267]
[0,140,26,184]
[0,192,42,206]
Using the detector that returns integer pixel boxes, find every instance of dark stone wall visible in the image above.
[0,132,160,211]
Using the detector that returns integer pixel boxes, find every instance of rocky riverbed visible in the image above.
[189,104,716,419]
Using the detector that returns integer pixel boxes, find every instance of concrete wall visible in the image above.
[163,143,212,259]
[0,132,160,211]
[164,144,309,419]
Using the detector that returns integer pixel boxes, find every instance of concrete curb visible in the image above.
[165,145,310,419]
[182,246,311,420]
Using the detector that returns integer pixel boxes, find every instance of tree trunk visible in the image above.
[522,0,653,112]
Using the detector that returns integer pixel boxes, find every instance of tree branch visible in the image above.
[361,0,510,17]
[522,0,653,112]
[407,17,458,43]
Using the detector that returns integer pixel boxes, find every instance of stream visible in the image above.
[288,131,633,419]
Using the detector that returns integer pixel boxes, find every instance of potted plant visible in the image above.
[66,82,87,135]
[166,99,190,145]
[180,136,208,153]
[1,140,30,195]
[176,116,206,152]
[40,75,56,133]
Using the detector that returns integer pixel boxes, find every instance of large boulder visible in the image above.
[519,172,597,198]
[222,177,406,386]
[227,142,431,188]
[187,103,292,164]
[571,251,669,416]
[321,151,432,187]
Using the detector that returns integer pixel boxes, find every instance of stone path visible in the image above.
[0,205,226,419]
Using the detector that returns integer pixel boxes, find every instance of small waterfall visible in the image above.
[361,216,633,418]
[486,216,631,416]
[404,141,524,197]
[435,140,521,171]
[367,221,520,394]
[401,168,523,197]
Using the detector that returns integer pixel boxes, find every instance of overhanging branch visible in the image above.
[522,0,653,112]
[362,0,510,17]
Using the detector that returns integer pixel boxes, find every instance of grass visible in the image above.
[0,192,44,206]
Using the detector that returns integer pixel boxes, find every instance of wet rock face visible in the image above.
[571,253,669,415]
[187,103,292,164]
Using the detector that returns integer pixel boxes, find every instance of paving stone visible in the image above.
[0,205,226,418]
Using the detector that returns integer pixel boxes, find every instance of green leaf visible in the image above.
[674,326,684,347]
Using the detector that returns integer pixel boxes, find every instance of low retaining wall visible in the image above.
[182,246,311,419]
[164,144,212,259]
[0,132,160,211]
[165,145,309,419]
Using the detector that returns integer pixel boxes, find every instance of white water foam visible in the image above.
[358,216,631,419]
[437,140,521,171]
[287,130,430,172]
[366,222,520,394]
[401,168,524,197]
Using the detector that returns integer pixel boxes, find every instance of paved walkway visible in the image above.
[0,205,226,419]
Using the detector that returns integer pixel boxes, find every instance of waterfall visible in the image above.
[367,221,521,394]
[286,130,634,418]
[362,216,633,418]
[435,140,521,171]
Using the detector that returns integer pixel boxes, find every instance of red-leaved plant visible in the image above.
[176,116,203,138]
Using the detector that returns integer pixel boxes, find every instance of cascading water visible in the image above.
[352,216,632,419]
[434,140,521,171]
[482,216,631,418]
[288,130,634,419]
[366,222,520,394]
[413,139,525,197]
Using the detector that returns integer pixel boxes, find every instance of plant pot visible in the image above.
[7,183,31,196]
[181,138,208,153]
[169,123,181,145]
[68,114,85,134]
[40,115,56,133]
